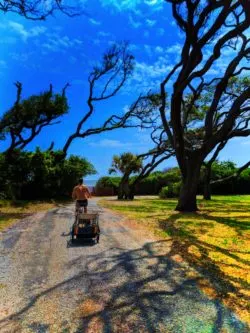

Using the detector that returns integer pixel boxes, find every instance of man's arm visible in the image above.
[86,187,91,198]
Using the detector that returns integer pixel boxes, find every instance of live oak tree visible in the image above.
[159,0,250,211]
[189,76,250,200]
[0,82,69,154]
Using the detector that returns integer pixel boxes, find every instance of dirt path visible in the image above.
[0,199,248,333]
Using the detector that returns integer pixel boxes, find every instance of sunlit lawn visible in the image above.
[0,200,63,231]
[100,195,250,324]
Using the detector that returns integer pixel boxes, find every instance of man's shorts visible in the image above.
[76,199,88,208]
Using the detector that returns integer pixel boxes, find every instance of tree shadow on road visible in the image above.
[1,237,248,332]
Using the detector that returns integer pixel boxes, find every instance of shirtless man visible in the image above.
[72,178,91,213]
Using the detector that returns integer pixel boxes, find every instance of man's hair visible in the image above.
[79,178,83,184]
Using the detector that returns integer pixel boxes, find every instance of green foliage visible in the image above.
[0,85,68,145]
[97,168,182,196]
[0,149,96,200]
[159,182,181,199]
[97,162,250,197]
[135,168,181,195]
[211,161,237,179]
[96,176,121,189]
[109,152,142,176]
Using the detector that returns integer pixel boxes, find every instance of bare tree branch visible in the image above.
[0,0,85,20]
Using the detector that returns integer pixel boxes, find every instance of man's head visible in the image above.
[79,178,83,185]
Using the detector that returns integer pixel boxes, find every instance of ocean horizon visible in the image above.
[84,179,97,187]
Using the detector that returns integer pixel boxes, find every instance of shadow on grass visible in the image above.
[158,213,250,318]
[0,240,248,332]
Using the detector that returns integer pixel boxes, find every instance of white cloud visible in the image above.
[155,46,164,53]
[8,21,46,41]
[177,30,185,39]
[127,55,172,92]
[146,19,156,27]
[130,44,139,51]
[123,105,130,114]
[129,15,142,28]
[98,31,112,37]
[41,35,83,52]
[100,0,163,12]
[10,52,32,62]
[89,18,101,25]
[88,137,151,149]
[89,139,129,148]
[145,0,163,7]
[206,68,220,76]
[144,31,150,38]
[166,44,182,54]
[31,26,47,36]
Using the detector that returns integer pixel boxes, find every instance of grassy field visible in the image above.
[100,195,250,324]
[0,200,64,231]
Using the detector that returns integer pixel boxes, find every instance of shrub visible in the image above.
[159,182,181,199]
[95,176,121,196]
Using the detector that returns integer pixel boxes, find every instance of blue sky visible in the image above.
[0,0,249,180]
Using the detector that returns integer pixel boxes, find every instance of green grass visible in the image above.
[100,195,250,324]
[0,199,65,231]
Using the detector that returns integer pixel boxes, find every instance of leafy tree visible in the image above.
[0,83,69,154]
[95,176,121,195]
[0,149,96,200]
[204,160,250,198]
[109,152,143,199]
[159,1,250,211]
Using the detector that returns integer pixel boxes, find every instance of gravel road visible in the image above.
[0,199,248,333]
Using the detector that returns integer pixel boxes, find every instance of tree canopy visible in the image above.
[0,148,96,200]
[159,0,250,211]
[0,83,69,153]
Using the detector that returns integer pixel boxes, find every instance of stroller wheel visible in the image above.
[71,227,75,243]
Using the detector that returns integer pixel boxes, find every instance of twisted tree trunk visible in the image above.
[176,158,202,212]
[117,174,130,200]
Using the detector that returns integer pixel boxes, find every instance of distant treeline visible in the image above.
[0,149,96,200]
[95,161,250,197]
